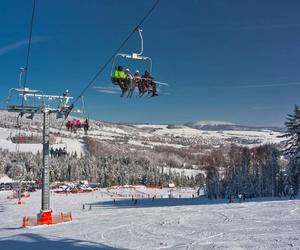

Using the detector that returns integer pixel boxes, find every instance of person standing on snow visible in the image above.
[289,187,296,199]
[238,194,243,202]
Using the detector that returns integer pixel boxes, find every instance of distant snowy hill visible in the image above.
[186,120,234,127]
[0,110,285,155]
[185,120,284,132]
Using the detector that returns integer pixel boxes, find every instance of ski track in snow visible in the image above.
[0,189,299,249]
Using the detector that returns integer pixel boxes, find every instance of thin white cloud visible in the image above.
[0,36,48,56]
[93,85,120,94]
[93,86,119,90]
[96,89,119,94]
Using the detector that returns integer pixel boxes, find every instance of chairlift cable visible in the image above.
[71,0,160,108]
[59,0,160,129]
[23,0,36,88]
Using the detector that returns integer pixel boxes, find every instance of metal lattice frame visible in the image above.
[7,87,74,213]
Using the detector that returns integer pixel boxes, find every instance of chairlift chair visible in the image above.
[10,132,41,144]
[109,29,168,97]
[56,89,74,119]
[63,96,88,119]
[50,142,68,157]
[9,160,26,180]
[7,87,44,114]
[8,107,40,144]
[10,134,34,144]
[110,29,153,83]
[62,96,90,133]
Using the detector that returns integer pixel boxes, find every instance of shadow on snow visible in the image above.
[0,233,125,250]
[88,196,298,209]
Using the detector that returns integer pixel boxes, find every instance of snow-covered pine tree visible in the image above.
[282,105,300,194]
[282,105,300,159]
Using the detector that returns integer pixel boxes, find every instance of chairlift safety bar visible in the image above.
[110,53,153,76]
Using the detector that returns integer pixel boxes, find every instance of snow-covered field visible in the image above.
[0,188,299,249]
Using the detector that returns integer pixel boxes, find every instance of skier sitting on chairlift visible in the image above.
[112,65,126,92]
[58,147,63,157]
[83,119,89,135]
[50,147,55,158]
[133,70,143,94]
[72,119,77,133]
[124,68,136,97]
[66,120,72,131]
[76,120,81,129]
[125,68,132,80]
[142,70,158,97]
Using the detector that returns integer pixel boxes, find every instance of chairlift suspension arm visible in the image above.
[18,68,26,88]
[137,28,144,56]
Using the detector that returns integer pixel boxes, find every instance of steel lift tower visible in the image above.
[7,84,73,225]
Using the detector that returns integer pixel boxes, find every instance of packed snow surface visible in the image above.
[0,188,299,249]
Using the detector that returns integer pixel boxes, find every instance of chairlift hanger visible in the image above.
[110,29,153,78]
[57,95,88,120]
[108,28,169,98]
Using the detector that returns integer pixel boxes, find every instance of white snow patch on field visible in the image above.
[134,124,167,129]
[152,126,202,137]
[128,139,186,149]
[0,189,299,249]
[159,166,204,178]
[0,127,85,156]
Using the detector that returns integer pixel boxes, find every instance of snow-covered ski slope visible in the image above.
[0,110,284,156]
[0,189,299,249]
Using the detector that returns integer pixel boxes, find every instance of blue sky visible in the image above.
[1,0,300,126]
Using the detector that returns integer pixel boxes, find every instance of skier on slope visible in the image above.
[238,194,243,202]
[83,119,89,135]
[289,187,296,200]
